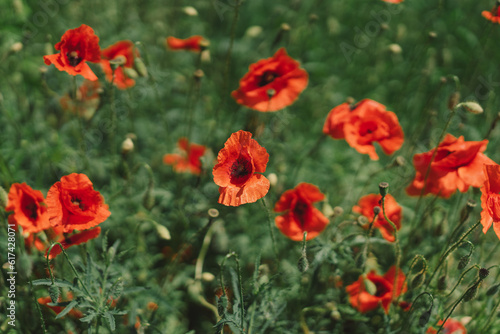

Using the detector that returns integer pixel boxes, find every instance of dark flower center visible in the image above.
[71,197,86,210]
[26,203,38,220]
[230,153,253,185]
[359,121,378,136]
[258,71,279,87]
[67,51,83,67]
[294,201,310,227]
[374,280,391,297]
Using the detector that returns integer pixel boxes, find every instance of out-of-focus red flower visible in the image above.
[47,227,101,259]
[483,3,500,23]
[163,138,206,175]
[231,48,308,112]
[346,266,406,314]
[46,173,110,233]
[60,79,102,120]
[43,24,101,81]
[480,164,500,239]
[274,183,329,241]
[382,0,403,3]
[213,130,269,206]
[166,35,207,52]
[23,225,65,254]
[353,194,402,242]
[323,99,404,160]
[406,134,495,198]
[38,292,83,318]
[6,183,50,234]
[100,40,140,89]
[427,318,466,334]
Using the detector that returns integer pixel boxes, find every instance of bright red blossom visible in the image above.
[100,40,140,89]
[323,99,404,160]
[274,183,329,241]
[353,194,402,242]
[480,164,500,239]
[213,130,269,206]
[346,266,406,314]
[47,227,102,259]
[163,138,207,175]
[382,0,403,3]
[482,3,500,23]
[231,48,308,112]
[406,134,495,198]
[166,36,206,52]
[6,183,50,234]
[43,24,101,81]
[46,173,110,233]
[427,319,466,334]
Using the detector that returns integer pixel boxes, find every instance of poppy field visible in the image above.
[3,0,500,333]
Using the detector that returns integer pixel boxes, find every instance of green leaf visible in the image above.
[55,299,79,319]
[32,279,75,289]
[104,311,116,331]
[79,312,96,323]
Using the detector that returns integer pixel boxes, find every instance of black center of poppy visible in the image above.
[294,201,309,226]
[71,197,86,210]
[258,71,278,87]
[230,155,253,185]
[360,121,378,136]
[374,281,390,297]
[26,203,38,220]
[67,51,82,67]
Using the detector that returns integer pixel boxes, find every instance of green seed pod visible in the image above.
[49,285,60,304]
[418,309,432,326]
[437,275,447,290]
[379,182,389,197]
[463,284,479,302]
[298,255,309,273]
[411,272,425,289]
[457,256,470,270]
[486,284,500,296]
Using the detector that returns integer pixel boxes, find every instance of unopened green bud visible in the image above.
[0,186,8,209]
[457,256,470,270]
[411,272,426,289]
[298,255,309,273]
[134,57,148,77]
[463,284,479,302]
[437,275,447,290]
[379,182,389,197]
[487,284,500,296]
[418,309,432,326]
[457,101,483,114]
[49,285,60,304]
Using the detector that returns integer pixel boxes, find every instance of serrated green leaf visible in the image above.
[108,309,128,316]
[32,279,75,289]
[104,311,116,331]
[79,312,96,323]
[55,299,79,319]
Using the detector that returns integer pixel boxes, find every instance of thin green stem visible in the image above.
[445,265,479,298]
[261,197,279,264]
[30,278,47,334]
[380,195,401,304]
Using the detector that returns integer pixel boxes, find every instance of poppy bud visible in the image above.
[394,156,406,167]
[134,57,148,77]
[10,42,23,53]
[121,137,134,155]
[457,101,483,114]
[333,206,344,217]
[267,173,278,187]
[479,268,490,280]
[379,182,389,197]
[198,39,210,51]
[123,67,139,79]
[457,256,470,270]
[298,255,309,273]
[486,283,500,296]
[193,69,204,82]
[418,309,432,326]
[447,91,460,110]
[462,284,479,302]
[373,206,381,216]
[437,275,447,290]
[0,186,7,209]
[183,6,198,16]
[388,44,402,54]
[411,272,426,289]
[143,188,155,210]
[49,285,60,304]
[322,203,334,217]
[109,55,127,66]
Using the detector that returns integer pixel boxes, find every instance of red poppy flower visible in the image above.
[382,0,403,3]
[427,319,466,334]
[46,173,111,233]
[43,24,101,81]
[274,183,329,241]
[60,79,102,120]
[483,3,500,23]
[23,225,65,254]
[480,164,500,239]
[163,138,206,175]
[406,134,495,198]
[38,292,83,318]
[231,48,308,112]
[323,99,404,160]
[345,266,406,314]
[213,130,270,206]
[353,194,402,242]
[5,183,50,234]
[166,35,206,52]
[47,227,101,259]
[100,40,140,89]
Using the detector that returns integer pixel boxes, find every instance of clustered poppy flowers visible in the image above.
[163,137,207,175]
[100,40,141,89]
[353,193,402,242]
[406,134,495,198]
[323,99,404,160]
[274,183,329,241]
[345,266,406,314]
[212,130,270,206]
[5,173,110,259]
[231,48,308,112]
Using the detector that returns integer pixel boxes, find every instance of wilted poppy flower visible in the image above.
[427,318,466,334]
[60,79,102,120]
[6,183,50,234]
[166,35,207,52]
[274,183,329,241]
[38,292,83,318]
[482,2,500,23]
[100,40,140,89]
[46,173,111,233]
[163,138,206,175]
[47,227,101,259]
[43,24,101,81]
[346,266,406,314]
[480,164,500,239]
[353,194,402,242]
[323,99,404,160]
[213,130,269,206]
[231,48,308,112]
[406,134,495,198]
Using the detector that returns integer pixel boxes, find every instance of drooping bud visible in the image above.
[418,309,432,326]
[457,101,483,114]
[437,275,447,290]
[479,268,490,280]
[298,255,309,273]
[411,272,426,289]
[457,256,470,270]
[183,6,198,16]
[486,283,500,296]
[462,284,479,302]
[121,137,134,155]
[134,57,148,77]
[373,206,381,216]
